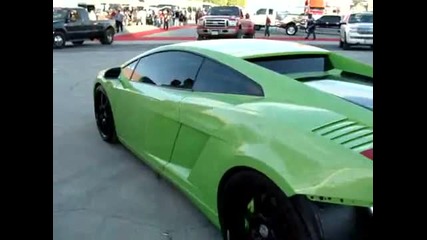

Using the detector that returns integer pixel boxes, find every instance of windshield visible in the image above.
[208,6,239,16]
[305,80,373,110]
[53,9,68,20]
[348,13,373,24]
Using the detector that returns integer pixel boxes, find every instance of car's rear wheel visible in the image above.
[100,28,115,45]
[94,85,118,143]
[285,24,297,35]
[254,25,261,31]
[219,170,371,240]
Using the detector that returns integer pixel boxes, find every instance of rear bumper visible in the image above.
[197,27,239,38]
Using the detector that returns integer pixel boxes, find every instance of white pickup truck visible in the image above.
[252,8,305,35]
[339,12,373,50]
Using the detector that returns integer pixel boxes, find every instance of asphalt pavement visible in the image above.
[53,40,372,240]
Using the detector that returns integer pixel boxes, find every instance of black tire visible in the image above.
[254,25,261,31]
[219,170,371,240]
[339,39,343,48]
[94,85,118,143]
[100,28,115,45]
[236,29,244,39]
[285,24,298,35]
[342,34,351,50]
[247,33,255,38]
[53,31,66,49]
[197,35,204,40]
[72,40,84,46]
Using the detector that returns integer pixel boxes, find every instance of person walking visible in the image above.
[163,10,170,30]
[305,14,316,40]
[114,10,124,33]
[265,16,271,37]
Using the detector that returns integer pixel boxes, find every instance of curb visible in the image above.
[115,25,196,40]
[116,36,339,42]
[112,40,340,46]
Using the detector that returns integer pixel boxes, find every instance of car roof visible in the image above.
[171,39,328,58]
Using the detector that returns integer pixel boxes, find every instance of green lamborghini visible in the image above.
[93,39,373,240]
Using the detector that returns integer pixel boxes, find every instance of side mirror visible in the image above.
[104,67,122,79]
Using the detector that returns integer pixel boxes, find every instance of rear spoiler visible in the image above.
[328,52,373,81]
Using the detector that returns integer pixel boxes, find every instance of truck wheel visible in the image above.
[342,34,351,50]
[72,41,84,46]
[100,28,114,45]
[236,30,244,39]
[197,35,204,40]
[53,32,66,49]
[285,24,297,35]
[254,25,261,31]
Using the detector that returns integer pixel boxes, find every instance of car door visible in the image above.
[77,8,94,39]
[168,58,264,179]
[113,51,204,171]
[328,15,341,35]
[64,9,85,39]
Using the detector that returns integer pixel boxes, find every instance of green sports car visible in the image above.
[93,39,373,240]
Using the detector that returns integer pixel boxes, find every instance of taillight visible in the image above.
[361,148,373,160]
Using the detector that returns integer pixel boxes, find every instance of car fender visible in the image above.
[186,110,372,219]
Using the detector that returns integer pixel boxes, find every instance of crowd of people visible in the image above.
[94,7,203,33]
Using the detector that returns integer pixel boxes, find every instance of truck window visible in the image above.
[256,8,266,15]
[268,9,274,15]
[77,9,89,22]
[69,10,81,22]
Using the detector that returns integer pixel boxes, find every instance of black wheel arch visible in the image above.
[54,28,68,40]
[217,167,267,222]
[216,166,372,240]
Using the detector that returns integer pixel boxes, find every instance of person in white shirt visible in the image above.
[114,10,125,33]
[88,10,97,21]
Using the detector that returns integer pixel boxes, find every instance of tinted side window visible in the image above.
[256,8,266,15]
[268,9,274,15]
[330,16,341,22]
[194,59,264,96]
[131,51,203,89]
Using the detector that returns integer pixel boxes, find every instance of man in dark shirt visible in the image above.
[305,14,316,40]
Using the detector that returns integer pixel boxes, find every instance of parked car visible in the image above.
[314,14,341,35]
[196,6,255,40]
[339,12,373,50]
[53,7,116,49]
[93,39,372,240]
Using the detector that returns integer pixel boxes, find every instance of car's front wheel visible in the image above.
[94,85,118,143]
[219,170,371,240]
[53,32,66,49]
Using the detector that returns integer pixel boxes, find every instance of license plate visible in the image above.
[211,31,219,35]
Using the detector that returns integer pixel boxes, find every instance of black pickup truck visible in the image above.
[53,7,115,48]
